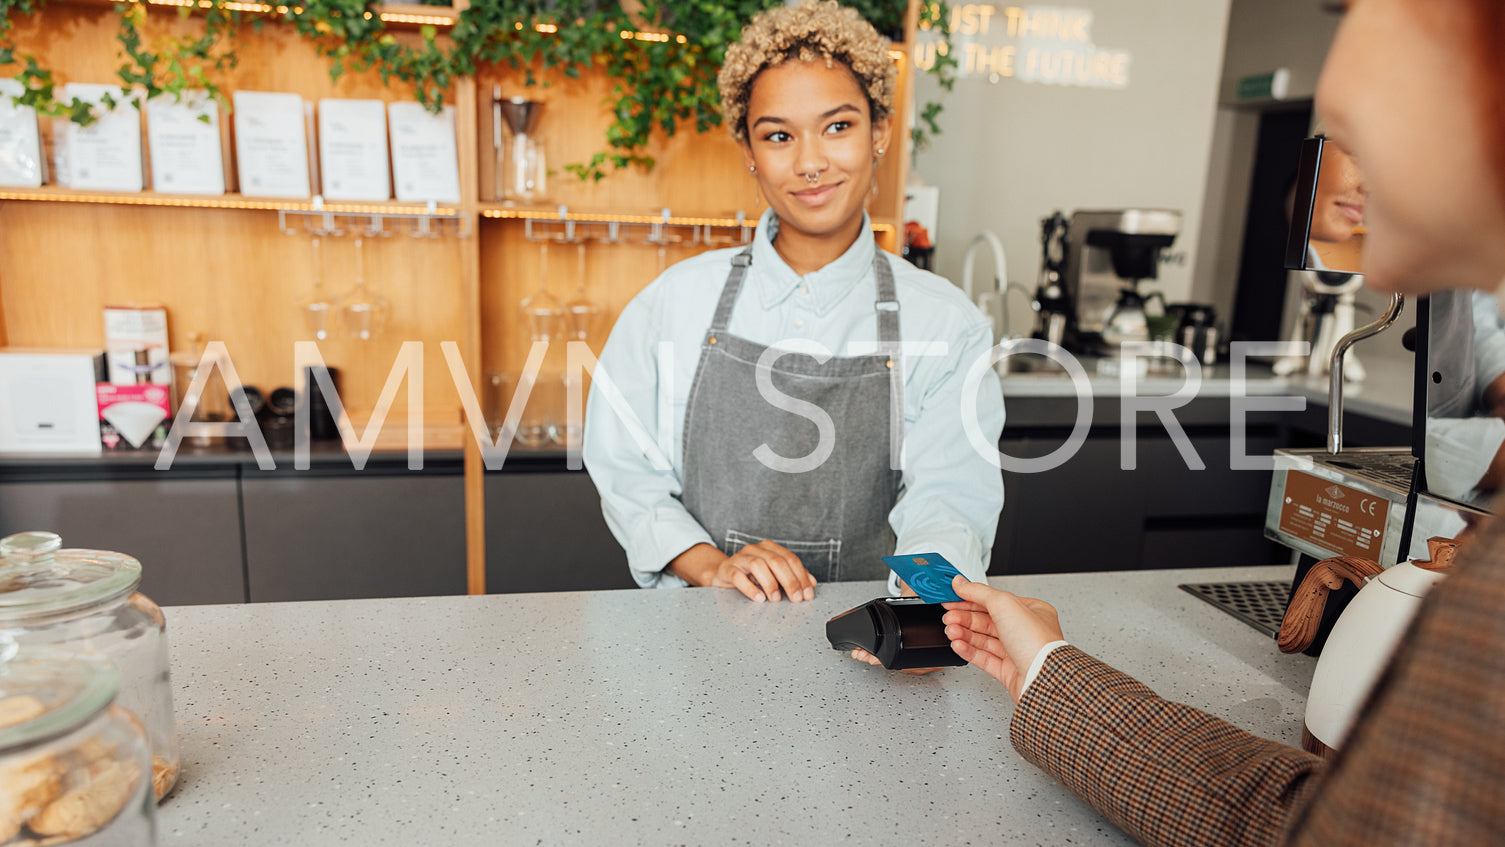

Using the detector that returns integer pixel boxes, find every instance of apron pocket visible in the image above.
[723,530,843,582]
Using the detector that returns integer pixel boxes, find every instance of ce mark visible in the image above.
[1359,498,1381,517]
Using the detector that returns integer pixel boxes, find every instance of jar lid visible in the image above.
[0,532,143,619]
[0,641,119,751]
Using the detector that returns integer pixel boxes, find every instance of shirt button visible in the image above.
[799,284,809,295]
[795,318,806,329]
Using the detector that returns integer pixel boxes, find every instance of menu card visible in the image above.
[146,90,226,195]
[0,78,44,187]
[233,90,311,198]
[388,101,460,204]
[318,98,390,201]
[59,83,143,192]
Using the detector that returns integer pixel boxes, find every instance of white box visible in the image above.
[103,305,171,387]
[59,83,144,192]
[318,98,390,201]
[388,101,460,204]
[233,90,311,198]
[0,78,44,187]
[147,90,226,195]
[0,349,105,454]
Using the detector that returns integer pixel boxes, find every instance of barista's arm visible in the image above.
[888,317,1005,581]
[582,293,712,589]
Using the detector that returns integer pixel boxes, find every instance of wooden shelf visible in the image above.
[0,187,459,215]
[57,0,460,30]
[479,204,897,233]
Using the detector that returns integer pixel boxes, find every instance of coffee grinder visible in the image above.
[1063,209,1182,351]
[1031,211,1073,348]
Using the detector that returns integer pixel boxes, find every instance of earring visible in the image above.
[748,164,756,174]
[875,148,885,157]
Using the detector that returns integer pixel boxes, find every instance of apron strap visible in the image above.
[873,253,906,470]
[709,249,753,333]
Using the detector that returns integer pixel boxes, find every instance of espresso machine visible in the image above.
[1063,209,1182,350]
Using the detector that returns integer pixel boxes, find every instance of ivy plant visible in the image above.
[0,0,956,180]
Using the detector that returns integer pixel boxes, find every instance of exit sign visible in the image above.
[1237,69,1291,101]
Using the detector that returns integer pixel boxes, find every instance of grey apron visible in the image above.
[679,247,903,582]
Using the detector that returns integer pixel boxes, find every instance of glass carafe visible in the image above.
[497,96,546,204]
[0,532,179,802]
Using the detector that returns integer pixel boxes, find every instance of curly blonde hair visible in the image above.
[717,0,897,145]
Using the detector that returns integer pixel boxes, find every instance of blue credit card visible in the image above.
[882,552,968,603]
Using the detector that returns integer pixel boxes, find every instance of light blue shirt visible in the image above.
[582,210,1006,588]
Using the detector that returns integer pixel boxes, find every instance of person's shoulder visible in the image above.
[882,252,990,335]
[622,246,743,317]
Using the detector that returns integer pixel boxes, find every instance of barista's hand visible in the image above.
[942,576,1064,702]
[669,541,816,602]
[848,581,946,675]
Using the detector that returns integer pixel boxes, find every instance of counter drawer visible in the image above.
[0,475,245,605]
[241,473,467,602]
[484,471,634,593]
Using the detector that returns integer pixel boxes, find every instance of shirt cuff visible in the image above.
[1022,641,1070,695]
[626,506,715,589]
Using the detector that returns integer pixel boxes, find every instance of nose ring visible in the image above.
[804,170,822,185]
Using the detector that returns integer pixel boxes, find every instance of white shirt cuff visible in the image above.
[1022,641,1070,696]
[626,506,715,589]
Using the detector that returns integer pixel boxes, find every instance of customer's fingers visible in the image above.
[945,623,1007,663]
[941,609,998,638]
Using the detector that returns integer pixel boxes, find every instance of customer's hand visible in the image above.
[669,541,816,602]
[849,580,945,674]
[942,576,1064,702]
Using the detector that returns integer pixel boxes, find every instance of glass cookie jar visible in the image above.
[0,643,157,845]
[0,533,179,801]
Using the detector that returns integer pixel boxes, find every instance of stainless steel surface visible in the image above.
[1064,208,1182,336]
[1329,293,1404,453]
[156,566,1309,846]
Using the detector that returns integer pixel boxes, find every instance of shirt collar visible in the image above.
[749,209,876,316]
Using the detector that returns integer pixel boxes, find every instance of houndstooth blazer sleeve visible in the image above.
[1008,509,1505,847]
[1009,646,1326,847]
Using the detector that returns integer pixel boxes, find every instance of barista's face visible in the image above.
[741,59,892,245]
[1317,0,1505,294]
[1309,143,1366,244]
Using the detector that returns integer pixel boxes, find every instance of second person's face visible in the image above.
[742,59,891,245]
[1316,0,1505,294]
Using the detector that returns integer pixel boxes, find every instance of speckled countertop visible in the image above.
[158,565,1310,846]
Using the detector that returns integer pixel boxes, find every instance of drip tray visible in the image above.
[1178,581,1291,639]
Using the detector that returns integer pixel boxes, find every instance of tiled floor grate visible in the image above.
[1178,580,1292,638]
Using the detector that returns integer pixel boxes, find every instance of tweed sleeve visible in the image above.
[1010,646,1326,847]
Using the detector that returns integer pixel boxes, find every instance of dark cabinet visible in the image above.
[484,470,635,593]
[0,470,246,605]
[992,395,1292,575]
[241,468,467,602]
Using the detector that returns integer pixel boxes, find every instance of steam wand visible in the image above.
[1328,293,1404,454]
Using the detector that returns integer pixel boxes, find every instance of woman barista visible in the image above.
[582,0,1005,603]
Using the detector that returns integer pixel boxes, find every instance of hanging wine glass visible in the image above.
[301,235,339,341]
[564,241,599,345]
[517,238,563,447]
[341,233,389,342]
[556,241,599,448]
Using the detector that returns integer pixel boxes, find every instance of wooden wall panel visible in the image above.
[0,202,468,417]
